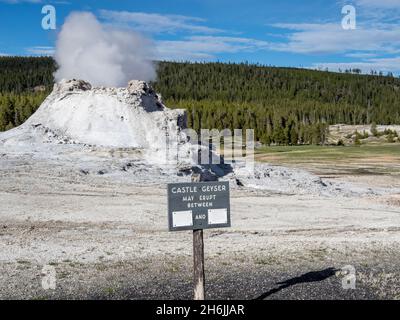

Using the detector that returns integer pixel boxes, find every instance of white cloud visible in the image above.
[269,0,400,74]
[270,20,400,73]
[314,56,400,74]
[97,10,271,61]
[345,52,378,58]
[98,11,258,61]
[99,10,223,34]
[336,0,400,21]
[26,46,55,56]
[0,0,42,3]
[155,36,271,61]
[354,0,400,8]
[271,23,400,54]
[1,0,70,4]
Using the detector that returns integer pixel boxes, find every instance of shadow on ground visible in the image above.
[256,267,339,300]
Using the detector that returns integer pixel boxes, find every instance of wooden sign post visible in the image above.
[191,174,205,300]
[167,174,231,300]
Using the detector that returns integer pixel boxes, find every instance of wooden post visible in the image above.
[193,229,205,300]
[192,173,205,300]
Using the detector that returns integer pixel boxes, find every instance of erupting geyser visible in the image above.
[54,12,157,87]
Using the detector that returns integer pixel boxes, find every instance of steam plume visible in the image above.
[54,12,156,87]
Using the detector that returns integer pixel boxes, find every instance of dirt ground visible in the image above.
[0,157,400,300]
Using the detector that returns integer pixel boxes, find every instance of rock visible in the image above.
[33,85,47,92]
[127,80,150,94]
[236,178,244,187]
[54,79,92,92]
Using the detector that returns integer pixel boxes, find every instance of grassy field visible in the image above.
[255,144,400,176]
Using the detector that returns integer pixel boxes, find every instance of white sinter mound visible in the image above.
[0,79,386,196]
[1,79,185,149]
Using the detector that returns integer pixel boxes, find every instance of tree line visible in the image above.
[153,61,400,145]
[0,92,49,131]
[0,56,55,93]
[1,57,400,145]
[0,57,54,131]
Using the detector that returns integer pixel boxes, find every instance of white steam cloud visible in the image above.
[54,12,156,87]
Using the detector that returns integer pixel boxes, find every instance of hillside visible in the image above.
[1,57,400,145]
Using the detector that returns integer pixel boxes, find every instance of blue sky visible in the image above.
[1,0,400,74]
